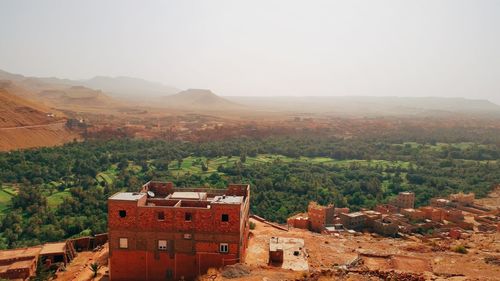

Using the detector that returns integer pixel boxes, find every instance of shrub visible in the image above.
[453,245,468,254]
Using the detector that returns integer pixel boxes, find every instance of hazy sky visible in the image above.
[1,0,499,102]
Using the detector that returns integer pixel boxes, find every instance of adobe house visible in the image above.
[268,237,284,265]
[307,202,335,232]
[0,247,41,280]
[401,208,426,222]
[339,212,367,230]
[268,237,308,271]
[375,204,398,214]
[108,181,250,281]
[40,241,76,266]
[393,192,415,209]
[372,218,399,237]
[286,213,310,230]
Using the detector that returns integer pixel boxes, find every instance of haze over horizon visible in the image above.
[1,0,499,103]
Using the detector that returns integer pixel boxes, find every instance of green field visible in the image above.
[166,154,410,177]
[47,191,71,209]
[0,188,14,214]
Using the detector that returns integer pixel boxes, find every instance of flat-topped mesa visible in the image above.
[107,181,251,281]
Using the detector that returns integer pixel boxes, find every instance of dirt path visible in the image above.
[0,121,66,130]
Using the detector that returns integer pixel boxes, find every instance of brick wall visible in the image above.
[108,183,250,281]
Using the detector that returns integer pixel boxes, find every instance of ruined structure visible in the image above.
[108,181,250,281]
[450,192,475,206]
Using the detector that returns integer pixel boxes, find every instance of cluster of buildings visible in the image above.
[108,181,251,281]
[0,241,76,280]
[288,191,499,238]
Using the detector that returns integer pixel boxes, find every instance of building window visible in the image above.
[221,214,229,222]
[119,238,128,249]
[158,240,167,250]
[183,233,192,240]
[157,211,165,221]
[119,210,126,218]
[185,212,192,221]
[219,243,229,253]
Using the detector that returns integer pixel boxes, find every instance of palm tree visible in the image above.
[89,262,101,279]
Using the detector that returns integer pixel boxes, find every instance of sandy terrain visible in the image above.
[206,218,500,281]
[55,244,108,281]
[0,122,79,151]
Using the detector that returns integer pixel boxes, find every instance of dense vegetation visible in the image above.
[0,136,499,249]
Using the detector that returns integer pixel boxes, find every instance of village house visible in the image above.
[108,181,250,281]
[287,202,334,233]
[393,192,415,209]
[339,212,367,230]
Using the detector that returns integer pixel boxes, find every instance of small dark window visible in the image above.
[157,211,165,221]
[54,255,64,263]
[221,214,229,222]
[119,210,126,218]
[219,243,229,253]
[185,212,192,221]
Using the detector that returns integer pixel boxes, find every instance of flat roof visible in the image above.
[109,192,146,201]
[40,243,66,255]
[0,247,41,260]
[269,237,304,251]
[171,192,206,200]
[344,212,365,217]
[212,195,244,204]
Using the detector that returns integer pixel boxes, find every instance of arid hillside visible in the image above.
[0,88,54,127]
[0,86,79,151]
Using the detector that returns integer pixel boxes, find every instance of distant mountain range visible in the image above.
[1,68,499,117]
[0,69,179,101]
[74,76,180,99]
[226,96,500,117]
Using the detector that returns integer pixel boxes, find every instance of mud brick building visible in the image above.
[108,181,250,281]
[0,247,41,280]
[307,202,335,232]
[393,192,415,209]
[287,202,334,232]
[286,213,310,230]
[401,208,426,222]
[340,212,367,230]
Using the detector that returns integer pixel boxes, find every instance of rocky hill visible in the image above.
[162,89,243,112]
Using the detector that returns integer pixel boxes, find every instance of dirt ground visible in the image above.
[55,244,109,281]
[476,185,500,210]
[207,218,500,281]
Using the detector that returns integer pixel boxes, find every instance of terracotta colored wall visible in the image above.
[108,184,250,281]
[288,218,310,229]
[308,205,334,232]
[110,249,239,281]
